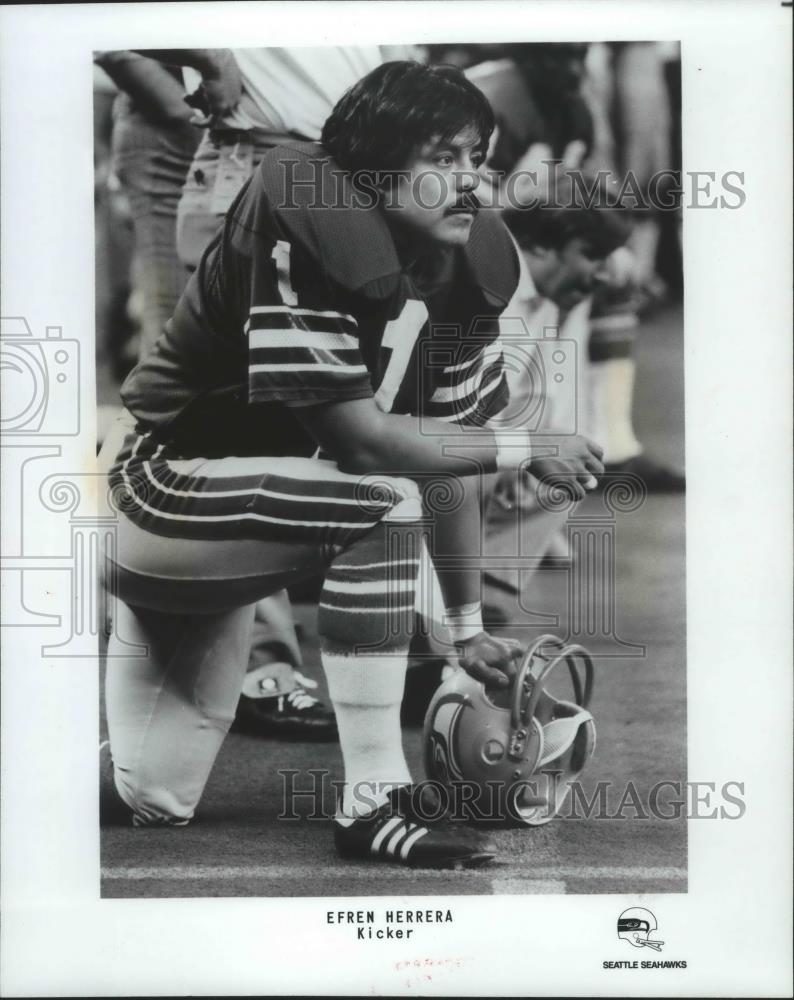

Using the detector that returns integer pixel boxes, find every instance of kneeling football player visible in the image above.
[99,60,603,866]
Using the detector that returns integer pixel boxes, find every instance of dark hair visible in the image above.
[505,189,631,259]
[321,60,495,174]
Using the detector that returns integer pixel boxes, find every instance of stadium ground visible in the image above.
[101,302,685,898]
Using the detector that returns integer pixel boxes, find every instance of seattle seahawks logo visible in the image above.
[426,696,468,783]
[617,908,664,951]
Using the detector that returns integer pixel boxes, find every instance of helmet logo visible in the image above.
[617,908,664,951]
[427,698,467,782]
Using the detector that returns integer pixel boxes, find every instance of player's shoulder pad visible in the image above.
[465,210,521,309]
[254,140,402,300]
[251,139,519,306]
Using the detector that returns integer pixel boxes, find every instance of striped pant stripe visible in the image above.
[109,429,418,549]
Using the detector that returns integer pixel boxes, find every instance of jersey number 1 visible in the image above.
[374,299,428,412]
[271,240,298,306]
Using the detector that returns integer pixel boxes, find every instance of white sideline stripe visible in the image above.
[491,879,567,895]
[101,864,687,882]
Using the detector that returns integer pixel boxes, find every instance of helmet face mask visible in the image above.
[423,635,596,825]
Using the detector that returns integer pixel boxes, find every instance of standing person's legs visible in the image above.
[175,129,290,271]
[111,100,200,360]
[174,130,226,271]
[613,42,670,292]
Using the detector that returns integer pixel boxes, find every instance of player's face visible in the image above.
[529,238,609,310]
[381,128,485,247]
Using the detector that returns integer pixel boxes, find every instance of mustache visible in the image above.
[445,191,481,215]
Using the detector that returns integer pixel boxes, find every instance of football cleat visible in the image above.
[424,635,596,826]
[333,785,496,868]
[233,667,338,741]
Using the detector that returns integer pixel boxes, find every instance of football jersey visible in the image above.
[121,140,520,459]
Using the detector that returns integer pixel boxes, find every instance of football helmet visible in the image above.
[423,634,595,825]
[617,908,664,951]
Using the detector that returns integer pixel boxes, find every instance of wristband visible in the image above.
[494,429,533,471]
[446,602,485,644]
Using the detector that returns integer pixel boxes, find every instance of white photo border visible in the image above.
[1,2,791,996]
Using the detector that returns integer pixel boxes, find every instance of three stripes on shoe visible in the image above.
[369,815,430,861]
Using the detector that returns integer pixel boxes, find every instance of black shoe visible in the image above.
[234,685,338,741]
[333,785,496,869]
[603,454,685,493]
[99,741,135,826]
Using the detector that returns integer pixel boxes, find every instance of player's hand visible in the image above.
[186,49,242,124]
[528,433,605,502]
[492,471,519,512]
[456,632,524,688]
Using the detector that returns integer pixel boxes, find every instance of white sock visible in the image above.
[627,218,661,286]
[587,357,642,464]
[321,651,411,820]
